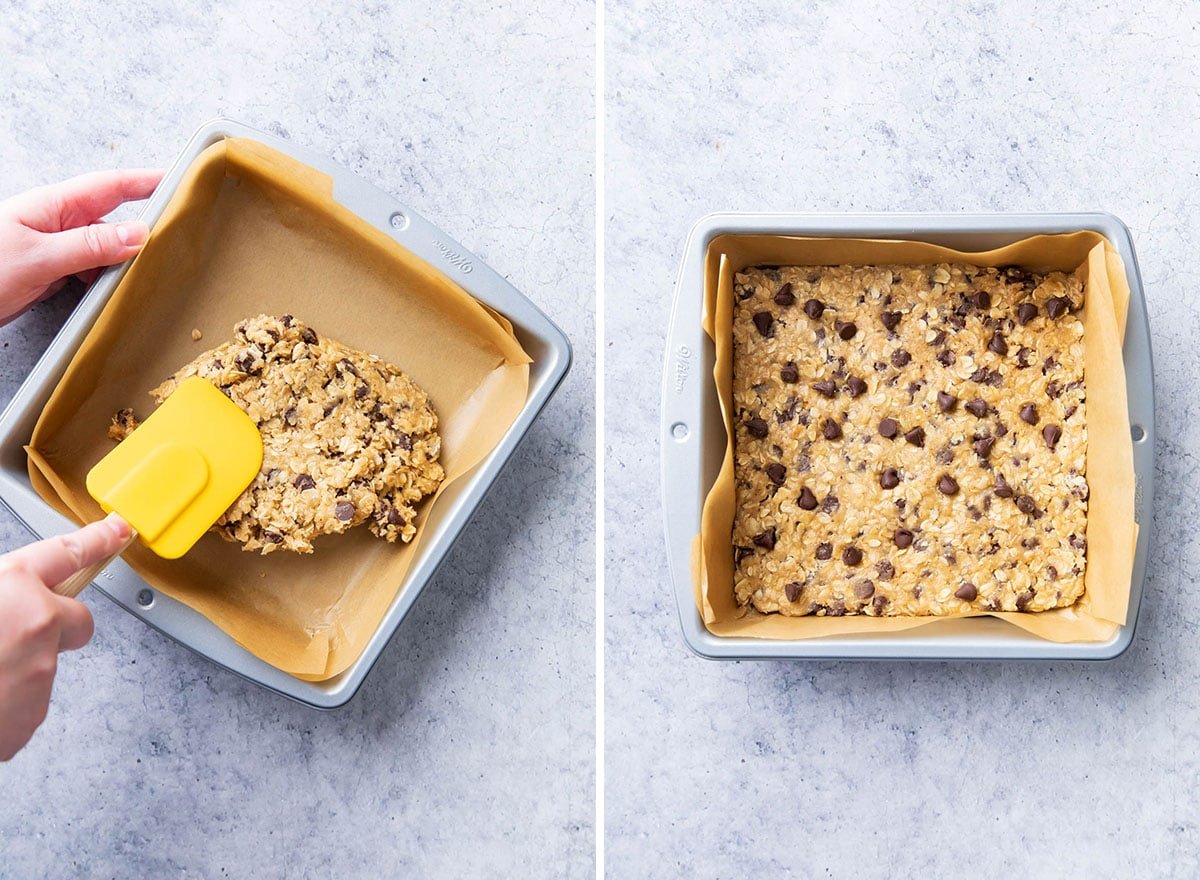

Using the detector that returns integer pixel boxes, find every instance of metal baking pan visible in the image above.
[662,213,1153,660]
[0,118,571,707]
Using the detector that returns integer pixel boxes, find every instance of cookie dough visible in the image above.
[731,264,1088,617]
[110,314,444,554]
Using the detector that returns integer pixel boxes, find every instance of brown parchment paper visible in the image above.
[696,232,1137,643]
[26,137,532,679]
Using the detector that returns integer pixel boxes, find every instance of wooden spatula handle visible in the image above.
[52,522,140,599]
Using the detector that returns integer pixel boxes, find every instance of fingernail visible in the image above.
[116,221,148,247]
[104,513,132,540]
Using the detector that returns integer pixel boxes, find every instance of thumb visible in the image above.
[32,220,149,282]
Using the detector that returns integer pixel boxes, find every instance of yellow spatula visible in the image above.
[53,376,263,598]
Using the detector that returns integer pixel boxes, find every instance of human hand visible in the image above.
[0,169,163,325]
[0,516,133,760]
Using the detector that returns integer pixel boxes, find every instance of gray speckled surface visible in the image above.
[0,2,593,878]
[606,3,1191,878]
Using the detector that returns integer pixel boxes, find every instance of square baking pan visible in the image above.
[0,118,571,707]
[662,213,1153,661]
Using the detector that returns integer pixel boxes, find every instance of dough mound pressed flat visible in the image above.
[731,264,1088,617]
[111,314,444,555]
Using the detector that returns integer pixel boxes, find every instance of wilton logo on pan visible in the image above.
[673,345,691,392]
[433,240,474,274]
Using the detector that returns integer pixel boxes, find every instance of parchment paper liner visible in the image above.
[27,138,532,679]
[696,232,1136,643]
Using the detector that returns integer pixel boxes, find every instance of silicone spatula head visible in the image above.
[85,377,263,559]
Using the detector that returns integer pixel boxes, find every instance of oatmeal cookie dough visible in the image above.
[110,314,444,554]
[732,264,1088,617]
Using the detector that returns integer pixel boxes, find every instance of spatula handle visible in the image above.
[52,521,140,599]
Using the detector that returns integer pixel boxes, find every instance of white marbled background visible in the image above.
[606,2,1196,878]
[0,2,594,878]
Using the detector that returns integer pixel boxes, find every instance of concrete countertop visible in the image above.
[0,2,594,877]
[605,2,1192,877]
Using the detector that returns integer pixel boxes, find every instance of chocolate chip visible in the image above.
[890,349,911,368]
[988,330,1008,356]
[880,467,900,489]
[283,406,298,426]
[871,561,893,582]
[1047,566,1059,581]
[1015,346,1033,370]
[334,501,356,522]
[396,432,413,451]
[1045,297,1069,319]
[821,493,839,513]
[1015,494,1037,515]
[937,391,958,412]
[1043,424,1062,449]
[235,352,257,373]
[955,583,978,601]
[854,579,875,599]
[261,529,284,544]
[973,290,992,310]
[386,507,405,525]
[776,396,799,423]
[881,310,902,332]
[797,487,818,510]
[937,474,959,495]
[893,528,914,549]
[280,314,294,327]
[846,376,867,397]
[822,418,842,440]
[995,422,1008,437]
[812,379,837,398]
[753,528,777,550]
[784,582,803,602]
[815,542,833,560]
[842,546,863,566]
[871,595,889,614]
[765,463,787,485]
[966,398,989,418]
[879,418,899,439]
[294,473,316,491]
[904,426,925,447]
[1016,302,1038,325]
[936,349,955,368]
[1016,588,1036,610]
[834,320,857,340]
[300,327,318,345]
[804,298,825,319]
[974,436,995,458]
[994,474,1014,498]
[1018,403,1039,425]
[1069,534,1087,552]
[1046,380,1062,399]
[734,546,754,565]
[780,362,800,383]
[752,312,774,337]
[355,384,369,400]
[746,417,769,438]
[773,283,795,306]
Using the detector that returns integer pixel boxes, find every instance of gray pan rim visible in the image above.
[0,118,572,707]
[660,212,1153,661]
